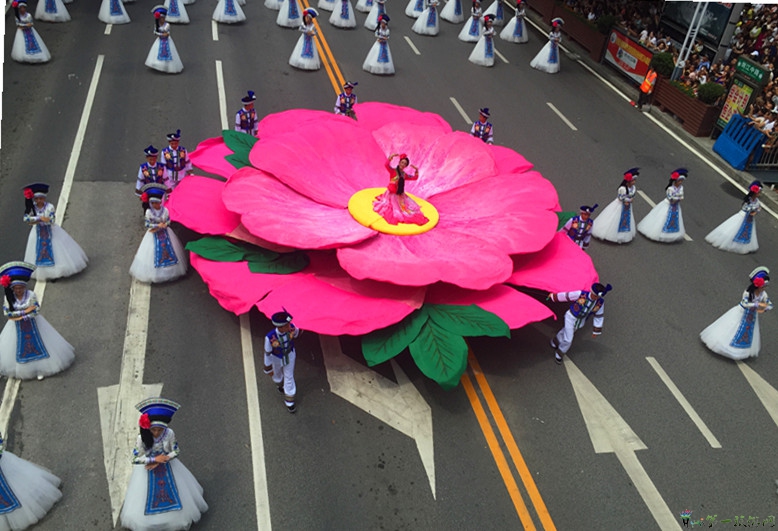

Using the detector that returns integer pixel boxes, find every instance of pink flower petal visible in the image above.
[355,102,453,135]
[190,137,238,179]
[249,121,387,208]
[190,255,294,315]
[223,167,376,250]
[337,230,513,290]
[426,283,554,328]
[506,232,599,292]
[490,145,534,174]
[168,175,241,235]
[226,224,298,254]
[256,109,339,138]
[432,171,559,254]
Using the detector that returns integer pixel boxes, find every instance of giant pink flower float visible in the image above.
[168,103,597,388]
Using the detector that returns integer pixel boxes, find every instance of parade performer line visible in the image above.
[468,351,557,531]
[300,0,346,95]
[0,54,105,437]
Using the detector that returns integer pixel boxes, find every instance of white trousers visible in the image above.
[554,311,580,354]
[270,350,296,406]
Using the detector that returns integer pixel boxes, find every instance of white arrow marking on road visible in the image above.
[737,361,778,428]
[319,335,436,499]
[564,358,681,530]
[98,279,162,526]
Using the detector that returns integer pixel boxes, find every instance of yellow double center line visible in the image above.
[299,0,346,94]
[293,14,553,525]
[462,349,556,530]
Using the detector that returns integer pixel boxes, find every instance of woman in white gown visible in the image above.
[468,13,495,66]
[411,0,438,35]
[591,168,638,244]
[289,9,322,70]
[213,0,246,23]
[163,0,190,23]
[329,0,356,28]
[22,183,88,281]
[265,0,282,11]
[355,0,373,14]
[363,14,394,74]
[530,17,563,73]
[318,0,336,12]
[277,0,302,28]
[440,0,463,23]
[98,0,131,24]
[700,267,773,360]
[705,181,762,254]
[130,184,188,284]
[500,0,527,43]
[482,0,502,26]
[0,432,62,530]
[11,2,51,64]
[0,261,75,380]
[35,0,70,22]
[405,0,423,19]
[364,0,385,31]
[457,0,482,42]
[120,398,208,531]
[146,7,184,73]
[637,168,687,243]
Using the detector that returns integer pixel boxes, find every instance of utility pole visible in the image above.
[671,1,709,81]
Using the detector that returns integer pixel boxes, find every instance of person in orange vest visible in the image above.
[632,67,657,111]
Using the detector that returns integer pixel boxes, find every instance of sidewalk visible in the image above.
[524,10,778,212]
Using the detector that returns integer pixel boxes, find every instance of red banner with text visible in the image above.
[604,28,653,85]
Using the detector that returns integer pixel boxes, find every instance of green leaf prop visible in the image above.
[362,308,429,367]
[221,130,258,170]
[185,237,308,274]
[426,304,510,339]
[556,211,576,230]
[409,319,469,390]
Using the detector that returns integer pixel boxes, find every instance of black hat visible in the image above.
[579,204,598,213]
[271,311,293,327]
[479,107,490,118]
[166,129,181,141]
[23,182,50,197]
[242,91,257,104]
[144,145,159,157]
[591,283,612,296]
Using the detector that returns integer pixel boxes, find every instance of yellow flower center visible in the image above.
[348,187,439,236]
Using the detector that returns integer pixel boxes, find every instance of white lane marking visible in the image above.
[105,24,113,36]
[449,97,472,125]
[320,335,436,499]
[564,358,681,530]
[240,314,272,531]
[636,190,693,241]
[646,357,721,448]
[546,102,577,131]
[0,55,105,438]
[97,280,162,526]
[215,60,229,131]
[495,48,509,64]
[212,20,219,41]
[737,361,778,429]
[404,35,421,55]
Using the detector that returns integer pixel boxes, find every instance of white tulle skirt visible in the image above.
[591,198,636,244]
[11,27,51,63]
[411,6,438,35]
[499,16,527,42]
[0,451,62,530]
[0,315,75,380]
[164,0,190,23]
[440,0,464,23]
[145,37,184,73]
[289,34,321,70]
[183,0,195,5]
[637,198,685,242]
[700,305,762,360]
[405,0,424,18]
[24,224,88,281]
[35,0,71,22]
[329,0,356,27]
[530,40,560,73]
[468,35,495,66]
[363,40,394,75]
[363,1,383,30]
[265,0,282,10]
[458,16,482,42]
[129,228,188,283]
[98,0,131,24]
[355,0,372,13]
[276,0,302,27]
[120,460,208,531]
[482,0,503,25]
[318,0,337,11]
[213,0,246,22]
[704,210,759,254]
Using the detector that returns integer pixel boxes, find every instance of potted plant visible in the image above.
[650,52,675,77]
[653,78,724,137]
